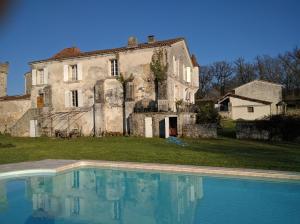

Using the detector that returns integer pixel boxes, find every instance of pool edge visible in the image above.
[0,160,299,181]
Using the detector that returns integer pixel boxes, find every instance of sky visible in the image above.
[0,0,299,95]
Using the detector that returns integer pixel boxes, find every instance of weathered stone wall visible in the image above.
[28,39,199,136]
[236,121,270,140]
[0,62,8,97]
[130,111,197,137]
[166,41,199,111]
[182,124,217,138]
[10,108,41,137]
[0,98,31,133]
[234,80,282,114]
[24,72,32,95]
[230,97,271,120]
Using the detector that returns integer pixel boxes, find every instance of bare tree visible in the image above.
[279,47,300,90]
[211,61,233,96]
[198,66,213,98]
[255,55,282,84]
[233,57,256,86]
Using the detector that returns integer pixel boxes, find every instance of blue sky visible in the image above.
[0,0,299,95]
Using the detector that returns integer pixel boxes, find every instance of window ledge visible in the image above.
[65,80,81,84]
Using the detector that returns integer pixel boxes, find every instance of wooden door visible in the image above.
[37,96,44,108]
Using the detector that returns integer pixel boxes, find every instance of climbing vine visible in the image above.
[150,48,168,82]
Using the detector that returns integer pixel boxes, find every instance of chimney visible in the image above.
[147,35,156,44]
[0,62,9,97]
[127,36,138,48]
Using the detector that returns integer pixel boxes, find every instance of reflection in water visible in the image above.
[0,169,203,224]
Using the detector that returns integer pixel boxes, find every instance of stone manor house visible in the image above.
[0,36,200,137]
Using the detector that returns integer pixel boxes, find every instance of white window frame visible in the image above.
[70,64,78,81]
[71,90,79,107]
[37,69,44,85]
[111,59,119,77]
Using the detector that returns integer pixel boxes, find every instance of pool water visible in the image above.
[0,168,299,224]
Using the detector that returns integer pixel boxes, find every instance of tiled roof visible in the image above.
[52,47,81,59]
[218,93,272,105]
[0,94,31,101]
[30,37,185,64]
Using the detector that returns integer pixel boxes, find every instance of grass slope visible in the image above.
[0,132,299,172]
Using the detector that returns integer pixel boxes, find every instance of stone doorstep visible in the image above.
[0,159,299,181]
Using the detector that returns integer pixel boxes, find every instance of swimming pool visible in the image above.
[0,167,299,224]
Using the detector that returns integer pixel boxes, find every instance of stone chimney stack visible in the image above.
[0,62,9,97]
[147,35,156,44]
[127,36,138,48]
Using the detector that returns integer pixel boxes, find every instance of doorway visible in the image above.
[169,117,178,137]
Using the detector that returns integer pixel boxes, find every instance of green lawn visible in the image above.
[0,129,300,172]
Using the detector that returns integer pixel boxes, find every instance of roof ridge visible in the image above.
[219,93,272,105]
[30,37,185,64]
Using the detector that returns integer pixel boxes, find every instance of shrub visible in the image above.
[252,114,300,141]
[196,102,220,124]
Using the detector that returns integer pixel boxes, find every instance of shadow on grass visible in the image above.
[0,143,16,148]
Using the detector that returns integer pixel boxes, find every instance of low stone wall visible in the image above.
[236,121,270,140]
[0,97,31,134]
[129,112,216,138]
[182,124,217,138]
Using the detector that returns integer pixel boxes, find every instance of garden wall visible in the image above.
[236,115,300,141]
[236,121,270,140]
[182,124,217,138]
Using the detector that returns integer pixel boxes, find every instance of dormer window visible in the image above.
[111,59,119,76]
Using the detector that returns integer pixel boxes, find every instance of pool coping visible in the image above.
[0,159,299,181]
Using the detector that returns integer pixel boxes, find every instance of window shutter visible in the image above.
[77,63,83,80]
[32,69,37,85]
[64,65,69,82]
[78,90,83,107]
[177,60,180,76]
[44,67,48,84]
[182,65,186,81]
[186,67,191,83]
[65,90,70,108]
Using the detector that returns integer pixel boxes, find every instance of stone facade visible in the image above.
[0,95,31,134]
[26,36,199,137]
[0,62,9,97]
[0,37,200,137]
[129,112,206,138]
[182,123,217,138]
[234,80,282,114]
[218,80,283,120]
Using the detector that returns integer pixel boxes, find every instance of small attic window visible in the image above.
[247,106,254,113]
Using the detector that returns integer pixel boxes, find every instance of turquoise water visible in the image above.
[0,168,299,224]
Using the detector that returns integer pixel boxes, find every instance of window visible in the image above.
[70,65,78,81]
[111,59,119,76]
[72,171,80,189]
[37,69,44,84]
[247,106,254,113]
[173,56,177,75]
[72,197,80,216]
[71,90,78,107]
